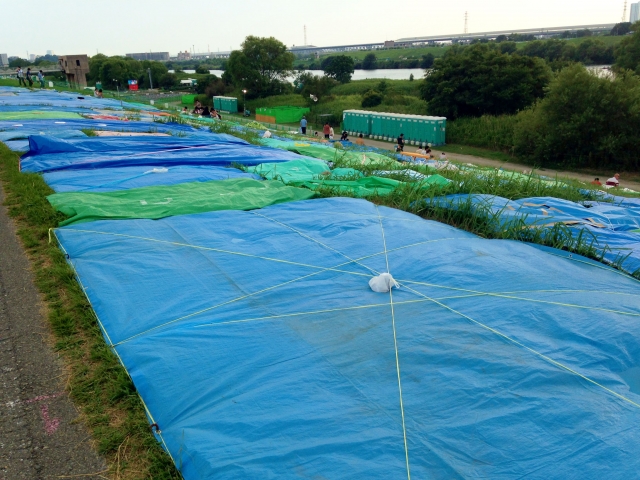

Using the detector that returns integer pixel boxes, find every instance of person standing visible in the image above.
[329,125,334,140]
[323,122,331,139]
[26,68,33,87]
[16,67,25,86]
[397,133,405,152]
[300,116,307,135]
[37,70,45,88]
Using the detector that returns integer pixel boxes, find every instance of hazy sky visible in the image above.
[1,0,622,58]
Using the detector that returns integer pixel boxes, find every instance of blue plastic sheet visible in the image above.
[54,197,640,479]
[433,194,640,274]
[43,165,261,192]
[20,136,318,173]
[24,135,248,156]
[0,119,205,141]
[0,88,157,110]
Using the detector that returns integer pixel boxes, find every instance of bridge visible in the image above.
[189,23,617,59]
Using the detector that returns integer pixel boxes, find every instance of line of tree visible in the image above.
[87,54,179,90]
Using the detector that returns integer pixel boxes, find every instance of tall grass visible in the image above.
[446,115,518,153]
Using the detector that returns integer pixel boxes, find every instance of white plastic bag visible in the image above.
[369,273,399,293]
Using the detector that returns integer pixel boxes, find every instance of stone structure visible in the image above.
[58,54,90,88]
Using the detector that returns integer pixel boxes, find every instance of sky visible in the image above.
[0,0,623,58]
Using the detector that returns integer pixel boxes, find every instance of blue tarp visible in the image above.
[433,194,640,274]
[23,135,248,156]
[0,119,205,141]
[43,165,261,192]
[0,88,157,110]
[54,197,640,479]
[20,136,319,173]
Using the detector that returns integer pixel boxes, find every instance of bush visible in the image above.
[513,64,640,170]
[447,115,517,152]
[159,73,179,90]
[361,90,383,108]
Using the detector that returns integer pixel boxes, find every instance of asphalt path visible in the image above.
[0,181,106,479]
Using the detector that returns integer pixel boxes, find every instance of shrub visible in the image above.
[513,64,640,170]
[361,90,383,108]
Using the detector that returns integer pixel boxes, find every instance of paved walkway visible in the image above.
[0,181,106,480]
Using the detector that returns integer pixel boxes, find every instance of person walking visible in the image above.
[26,68,33,87]
[16,67,25,86]
[300,116,307,135]
[37,70,45,88]
[397,133,405,152]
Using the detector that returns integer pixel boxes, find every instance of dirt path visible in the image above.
[358,137,640,192]
[0,181,106,480]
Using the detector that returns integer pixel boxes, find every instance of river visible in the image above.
[170,68,427,81]
[170,65,612,81]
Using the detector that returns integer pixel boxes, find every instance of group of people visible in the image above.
[183,101,222,119]
[592,173,621,188]
[16,67,46,88]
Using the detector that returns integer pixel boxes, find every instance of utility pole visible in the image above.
[464,11,468,35]
[623,0,628,22]
[147,68,153,90]
[304,25,307,45]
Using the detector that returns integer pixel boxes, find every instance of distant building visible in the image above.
[632,3,640,24]
[47,50,54,55]
[58,54,90,88]
[384,40,396,48]
[126,52,170,61]
[29,54,36,62]
[177,50,191,61]
[0,53,8,66]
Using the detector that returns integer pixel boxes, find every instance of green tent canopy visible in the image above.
[48,178,316,226]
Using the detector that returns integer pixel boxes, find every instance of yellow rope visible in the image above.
[376,206,411,480]
[395,281,640,410]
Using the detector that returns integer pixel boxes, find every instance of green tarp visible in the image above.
[251,159,330,183]
[291,174,451,197]
[0,111,83,120]
[48,178,316,226]
[259,139,399,167]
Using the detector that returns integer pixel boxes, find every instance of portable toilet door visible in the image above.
[439,118,447,145]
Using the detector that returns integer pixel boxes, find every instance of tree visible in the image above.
[513,64,640,170]
[226,36,294,97]
[611,22,632,36]
[576,29,593,37]
[499,42,517,55]
[362,53,378,70]
[294,72,337,102]
[420,53,435,69]
[98,57,143,90]
[361,90,383,108]
[158,73,179,90]
[615,23,640,74]
[420,44,551,118]
[138,60,168,89]
[88,54,108,83]
[322,55,355,83]
[9,57,30,68]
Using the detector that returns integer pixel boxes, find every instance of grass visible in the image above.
[0,143,181,480]
[446,115,517,153]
